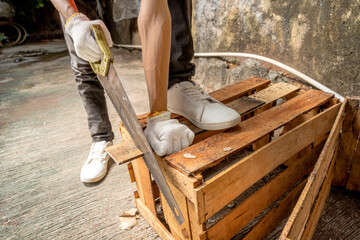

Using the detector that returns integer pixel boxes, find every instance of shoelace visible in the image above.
[87,142,106,163]
[182,83,211,103]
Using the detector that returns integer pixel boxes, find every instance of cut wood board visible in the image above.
[166,89,334,176]
[279,100,346,240]
[194,103,340,223]
[106,139,143,164]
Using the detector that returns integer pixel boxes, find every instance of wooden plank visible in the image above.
[242,180,307,240]
[250,82,300,150]
[156,155,200,203]
[203,142,324,240]
[132,158,157,215]
[281,107,320,135]
[343,97,360,191]
[138,77,271,129]
[209,77,270,103]
[249,82,299,102]
[106,139,143,165]
[127,162,136,183]
[187,200,206,240]
[300,147,338,240]
[177,82,299,135]
[109,82,297,165]
[333,98,360,186]
[280,100,346,240]
[195,103,341,223]
[166,89,334,176]
[135,198,176,240]
[160,181,192,240]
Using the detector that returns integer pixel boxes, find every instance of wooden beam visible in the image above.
[135,197,176,240]
[156,155,200,204]
[280,100,346,240]
[160,181,192,240]
[242,180,307,240]
[333,97,360,187]
[106,139,143,165]
[343,97,360,191]
[300,147,338,240]
[132,158,157,215]
[203,142,324,240]
[166,90,334,176]
[195,103,340,223]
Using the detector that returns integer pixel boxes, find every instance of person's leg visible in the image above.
[61,13,114,183]
[166,0,241,130]
[167,0,195,87]
[61,16,114,142]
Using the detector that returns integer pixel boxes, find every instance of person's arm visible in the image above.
[138,0,195,156]
[50,0,78,21]
[50,0,112,62]
[137,0,171,113]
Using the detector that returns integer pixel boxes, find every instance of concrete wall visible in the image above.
[192,0,360,96]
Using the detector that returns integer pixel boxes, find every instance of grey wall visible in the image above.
[192,0,360,96]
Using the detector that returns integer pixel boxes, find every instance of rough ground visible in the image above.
[1,40,359,240]
[0,40,160,240]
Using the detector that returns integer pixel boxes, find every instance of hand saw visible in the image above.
[89,25,185,226]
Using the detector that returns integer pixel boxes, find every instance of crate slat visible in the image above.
[242,180,307,240]
[166,89,334,176]
[203,141,324,240]
[135,198,176,240]
[280,100,346,240]
[333,98,360,186]
[195,103,341,223]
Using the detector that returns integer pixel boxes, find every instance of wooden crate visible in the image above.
[106,78,359,240]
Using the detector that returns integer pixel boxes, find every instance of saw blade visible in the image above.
[97,64,185,225]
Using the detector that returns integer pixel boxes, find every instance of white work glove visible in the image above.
[65,13,113,62]
[145,111,195,156]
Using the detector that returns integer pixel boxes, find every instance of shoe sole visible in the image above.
[168,107,241,131]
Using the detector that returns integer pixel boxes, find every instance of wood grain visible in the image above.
[136,198,176,240]
[242,180,307,240]
[106,139,143,165]
[280,100,346,240]
[203,142,323,240]
[195,103,340,222]
[166,89,334,176]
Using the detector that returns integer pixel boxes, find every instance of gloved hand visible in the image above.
[65,13,113,62]
[145,111,195,156]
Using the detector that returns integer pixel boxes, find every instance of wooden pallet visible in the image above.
[107,78,360,240]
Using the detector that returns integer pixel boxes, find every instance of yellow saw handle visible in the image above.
[89,24,114,77]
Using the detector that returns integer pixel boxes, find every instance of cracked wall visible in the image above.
[192,0,360,96]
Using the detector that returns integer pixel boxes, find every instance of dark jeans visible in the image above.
[62,0,195,142]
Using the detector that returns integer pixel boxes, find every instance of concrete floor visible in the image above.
[0,40,160,240]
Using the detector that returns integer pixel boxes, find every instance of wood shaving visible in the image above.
[184,153,196,159]
[119,208,139,230]
[223,147,233,152]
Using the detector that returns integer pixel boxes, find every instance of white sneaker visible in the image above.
[167,81,241,130]
[80,140,113,183]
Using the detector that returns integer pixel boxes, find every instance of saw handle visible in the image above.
[89,24,114,77]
